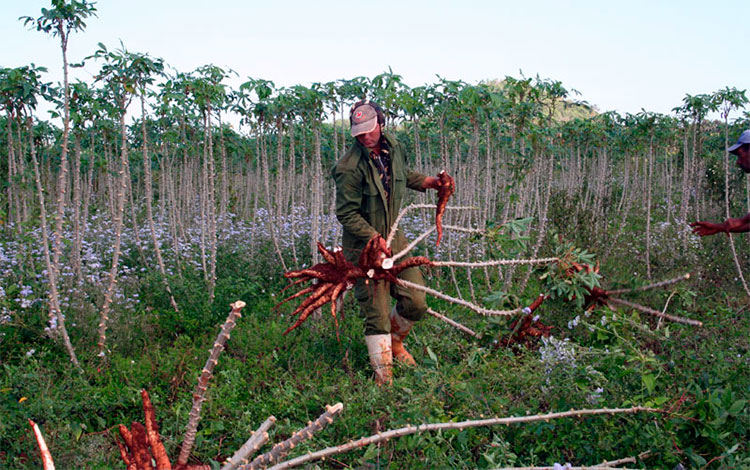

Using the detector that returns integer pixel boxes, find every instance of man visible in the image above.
[332,100,450,385]
[690,130,750,236]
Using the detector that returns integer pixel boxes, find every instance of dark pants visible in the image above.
[354,265,428,336]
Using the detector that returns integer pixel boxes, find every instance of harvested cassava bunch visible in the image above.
[278,240,435,337]
[435,170,455,247]
[115,390,211,470]
[560,261,699,326]
[495,294,552,349]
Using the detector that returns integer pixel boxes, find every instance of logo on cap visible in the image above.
[355,111,363,120]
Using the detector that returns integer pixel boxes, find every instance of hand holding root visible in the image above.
[277,240,433,337]
[435,170,455,247]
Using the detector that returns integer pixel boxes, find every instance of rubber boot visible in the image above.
[390,306,416,366]
[364,334,392,386]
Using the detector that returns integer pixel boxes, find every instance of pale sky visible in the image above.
[2,0,749,121]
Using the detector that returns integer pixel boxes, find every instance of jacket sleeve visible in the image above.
[406,170,428,192]
[333,163,379,242]
[397,140,427,192]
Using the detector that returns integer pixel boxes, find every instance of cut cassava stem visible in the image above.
[266,406,660,470]
[491,467,633,470]
[606,297,702,326]
[384,203,476,248]
[29,419,56,470]
[605,273,690,296]
[383,224,489,268]
[431,257,558,268]
[221,416,276,470]
[397,279,523,316]
[384,227,436,266]
[240,403,343,470]
[426,307,481,338]
[177,300,246,467]
[593,450,651,467]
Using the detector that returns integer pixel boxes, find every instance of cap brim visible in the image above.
[351,118,377,137]
[728,142,742,153]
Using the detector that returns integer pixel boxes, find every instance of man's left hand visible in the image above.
[689,221,725,237]
[422,171,454,191]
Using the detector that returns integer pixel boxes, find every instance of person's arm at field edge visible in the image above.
[690,212,750,236]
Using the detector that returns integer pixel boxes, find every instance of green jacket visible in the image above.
[332,133,427,262]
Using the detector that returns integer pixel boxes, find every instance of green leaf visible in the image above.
[361,443,378,462]
[642,374,656,394]
[728,399,746,416]
[426,346,439,365]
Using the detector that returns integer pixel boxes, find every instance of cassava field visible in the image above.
[1,3,748,470]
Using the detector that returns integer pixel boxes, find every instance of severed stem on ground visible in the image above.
[606,297,702,326]
[491,467,634,470]
[432,257,558,268]
[398,279,524,316]
[221,417,277,470]
[427,307,481,338]
[239,403,343,470]
[593,450,652,467]
[266,406,661,470]
[605,273,690,296]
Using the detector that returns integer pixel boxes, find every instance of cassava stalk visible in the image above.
[593,450,651,467]
[241,403,343,470]
[427,307,481,338]
[431,257,557,268]
[178,300,247,466]
[141,93,179,312]
[267,407,660,470]
[398,279,522,316]
[97,108,130,356]
[605,273,690,296]
[385,203,476,248]
[606,297,702,326]
[221,417,276,470]
[492,467,632,470]
[27,117,81,370]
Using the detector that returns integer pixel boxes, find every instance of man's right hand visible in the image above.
[689,221,726,237]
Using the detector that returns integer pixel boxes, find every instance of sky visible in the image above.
[2,0,749,123]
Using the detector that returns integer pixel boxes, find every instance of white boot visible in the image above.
[364,334,393,386]
[390,306,416,366]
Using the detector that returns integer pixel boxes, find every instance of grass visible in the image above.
[1,222,749,469]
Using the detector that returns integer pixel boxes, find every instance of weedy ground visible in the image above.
[0,210,748,469]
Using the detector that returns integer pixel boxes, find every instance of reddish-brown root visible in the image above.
[435,171,455,247]
[274,286,316,311]
[280,277,308,293]
[130,422,152,470]
[141,390,171,470]
[328,283,346,340]
[289,284,333,318]
[284,293,334,335]
[317,242,337,265]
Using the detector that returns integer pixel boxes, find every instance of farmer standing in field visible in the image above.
[332,100,452,385]
[690,130,750,236]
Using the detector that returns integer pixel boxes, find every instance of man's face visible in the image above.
[356,123,382,149]
[735,146,750,173]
